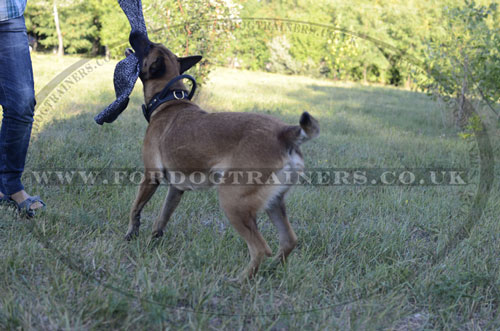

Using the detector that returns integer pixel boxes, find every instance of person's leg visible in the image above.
[0,16,43,210]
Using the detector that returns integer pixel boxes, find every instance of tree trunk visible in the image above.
[456,94,474,129]
[454,55,474,129]
[455,74,474,129]
[53,1,64,57]
[405,74,411,89]
[91,39,99,57]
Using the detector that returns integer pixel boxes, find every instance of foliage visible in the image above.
[267,35,299,74]
[23,0,500,96]
[418,0,500,126]
[26,0,99,55]
[90,0,130,58]
[142,0,241,85]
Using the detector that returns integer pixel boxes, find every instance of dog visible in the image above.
[125,33,320,280]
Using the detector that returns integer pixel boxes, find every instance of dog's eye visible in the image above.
[149,56,166,78]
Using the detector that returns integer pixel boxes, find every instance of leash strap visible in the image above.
[142,74,197,122]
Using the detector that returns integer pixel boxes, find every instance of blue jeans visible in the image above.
[0,16,36,195]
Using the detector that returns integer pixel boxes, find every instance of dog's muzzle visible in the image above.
[129,30,152,62]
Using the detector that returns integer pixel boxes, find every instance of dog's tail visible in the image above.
[279,112,320,147]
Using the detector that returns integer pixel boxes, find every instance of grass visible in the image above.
[0,53,499,330]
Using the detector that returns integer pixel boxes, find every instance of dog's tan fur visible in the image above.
[125,43,319,280]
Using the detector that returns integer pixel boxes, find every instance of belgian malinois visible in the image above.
[125,32,319,280]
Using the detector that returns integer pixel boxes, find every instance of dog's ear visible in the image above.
[149,55,166,78]
[179,55,202,73]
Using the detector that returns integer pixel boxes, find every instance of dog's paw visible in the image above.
[151,229,164,238]
[124,228,139,241]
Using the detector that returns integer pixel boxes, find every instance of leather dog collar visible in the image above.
[142,74,197,122]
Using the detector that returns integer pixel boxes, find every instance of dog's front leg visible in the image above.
[151,186,184,238]
[125,179,159,240]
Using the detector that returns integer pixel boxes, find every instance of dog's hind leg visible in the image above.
[125,178,159,240]
[225,208,272,280]
[219,189,272,280]
[266,194,297,265]
[151,186,184,238]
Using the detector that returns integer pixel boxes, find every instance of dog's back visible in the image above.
[145,103,318,177]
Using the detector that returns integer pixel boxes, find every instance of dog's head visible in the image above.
[130,31,202,84]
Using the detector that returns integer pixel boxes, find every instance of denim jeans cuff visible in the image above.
[0,179,24,196]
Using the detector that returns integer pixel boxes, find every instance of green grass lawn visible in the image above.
[1,53,499,330]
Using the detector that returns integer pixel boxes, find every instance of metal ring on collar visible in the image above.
[173,91,185,100]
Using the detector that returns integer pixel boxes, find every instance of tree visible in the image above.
[53,1,64,56]
[419,1,500,127]
[142,0,241,85]
[89,0,129,59]
[25,0,99,55]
